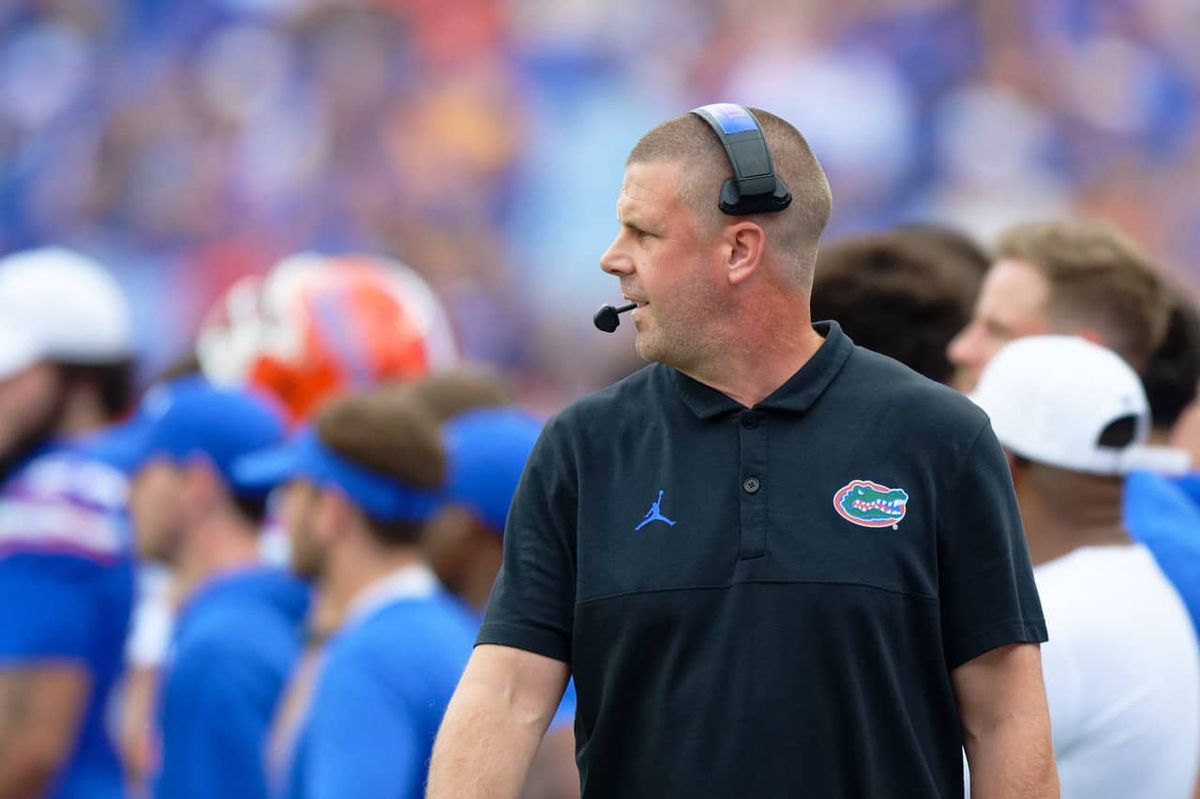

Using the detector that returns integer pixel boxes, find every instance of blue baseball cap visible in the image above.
[233,427,443,523]
[88,376,286,496]
[443,407,543,534]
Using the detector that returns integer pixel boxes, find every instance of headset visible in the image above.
[690,102,792,216]
[593,103,791,332]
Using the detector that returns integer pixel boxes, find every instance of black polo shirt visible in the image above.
[479,321,1046,799]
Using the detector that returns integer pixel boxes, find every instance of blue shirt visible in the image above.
[1125,470,1200,638]
[284,572,476,799]
[0,445,134,799]
[155,567,310,799]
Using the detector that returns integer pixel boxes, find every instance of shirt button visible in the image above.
[743,477,761,494]
[741,412,759,429]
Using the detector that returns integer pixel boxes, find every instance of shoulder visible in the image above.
[331,595,475,671]
[550,364,663,437]
[0,448,132,563]
[830,347,993,463]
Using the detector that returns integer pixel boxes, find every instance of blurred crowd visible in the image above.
[1,0,1200,397]
[2,1,1200,798]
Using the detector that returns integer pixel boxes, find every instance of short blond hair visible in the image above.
[995,220,1169,370]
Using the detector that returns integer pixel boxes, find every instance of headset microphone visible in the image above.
[593,302,636,333]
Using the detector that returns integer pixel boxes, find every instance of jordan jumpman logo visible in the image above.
[635,489,677,531]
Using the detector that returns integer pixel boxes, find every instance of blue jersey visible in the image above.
[0,445,135,799]
[1125,470,1200,639]
[155,567,309,799]
[283,572,476,799]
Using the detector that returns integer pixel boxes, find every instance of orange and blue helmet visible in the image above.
[197,253,458,424]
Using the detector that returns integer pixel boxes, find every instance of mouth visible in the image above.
[623,296,649,309]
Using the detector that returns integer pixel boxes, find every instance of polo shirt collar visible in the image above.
[670,321,854,420]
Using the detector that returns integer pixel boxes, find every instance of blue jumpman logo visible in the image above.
[635,490,677,531]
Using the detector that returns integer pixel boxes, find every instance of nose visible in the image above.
[946,322,980,370]
[600,233,633,277]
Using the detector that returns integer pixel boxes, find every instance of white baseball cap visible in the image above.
[0,247,133,363]
[971,335,1188,476]
[0,326,40,381]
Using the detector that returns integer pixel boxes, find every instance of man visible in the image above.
[420,400,579,799]
[971,335,1200,798]
[428,105,1055,797]
[234,388,477,799]
[97,376,309,799]
[812,227,986,383]
[0,248,137,798]
[946,218,1168,392]
[1123,292,1200,635]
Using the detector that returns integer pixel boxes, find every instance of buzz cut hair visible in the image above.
[626,107,833,281]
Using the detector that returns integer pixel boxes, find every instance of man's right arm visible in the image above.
[427,644,570,799]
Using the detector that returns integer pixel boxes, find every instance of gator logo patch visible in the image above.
[833,480,909,529]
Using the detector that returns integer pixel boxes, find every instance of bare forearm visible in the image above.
[965,717,1058,799]
[427,681,551,799]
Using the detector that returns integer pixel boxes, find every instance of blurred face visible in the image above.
[280,479,325,580]
[946,259,1055,392]
[421,505,481,597]
[0,362,59,462]
[599,160,726,370]
[130,459,186,563]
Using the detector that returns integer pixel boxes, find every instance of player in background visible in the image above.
[234,387,477,799]
[947,219,1168,392]
[972,335,1200,798]
[811,226,986,384]
[1123,291,1200,637]
[94,376,309,799]
[0,248,137,798]
[407,371,579,799]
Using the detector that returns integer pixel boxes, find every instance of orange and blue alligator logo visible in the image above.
[833,480,909,528]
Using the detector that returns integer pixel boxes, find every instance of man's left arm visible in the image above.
[952,643,1057,799]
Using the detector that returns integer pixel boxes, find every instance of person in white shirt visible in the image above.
[972,335,1200,799]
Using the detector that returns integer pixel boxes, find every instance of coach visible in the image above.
[428,105,1056,798]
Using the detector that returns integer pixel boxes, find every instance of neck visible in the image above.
[176,515,262,599]
[679,289,823,408]
[1017,470,1130,566]
[460,544,503,614]
[320,536,424,624]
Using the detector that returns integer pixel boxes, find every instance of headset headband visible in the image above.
[690,103,792,216]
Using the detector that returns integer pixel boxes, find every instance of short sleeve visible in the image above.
[0,558,98,663]
[303,654,422,799]
[937,424,1047,669]
[477,418,578,663]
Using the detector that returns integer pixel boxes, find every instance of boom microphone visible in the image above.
[593,302,636,333]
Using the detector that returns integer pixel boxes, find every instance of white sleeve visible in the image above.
[124,566,175,667]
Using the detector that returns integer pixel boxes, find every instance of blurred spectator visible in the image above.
[0,1,1198,402]
[95,377,308,799]
[947,218,1169,391]
[409,372,579,799]
[972,335,1199,799]
[235,387,476,799]
[1123,291,1200,639]
[812,225,986,383]
[0,248,136,798]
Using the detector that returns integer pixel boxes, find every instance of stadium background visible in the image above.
[1,0,1198,399]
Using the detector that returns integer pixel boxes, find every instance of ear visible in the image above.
[1076,329,1108,349]
[313,488,352,544]
[180,457,222,517]
[723,221,766,286]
